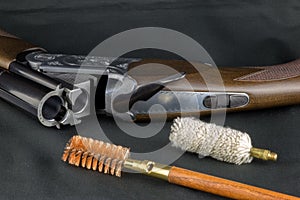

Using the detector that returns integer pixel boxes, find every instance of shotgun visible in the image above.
[1,28,300,125]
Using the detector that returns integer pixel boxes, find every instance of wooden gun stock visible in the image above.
[128,58,300,120]
[0,28,43,70]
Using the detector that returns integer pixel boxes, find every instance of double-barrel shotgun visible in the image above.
[0,28,300,127]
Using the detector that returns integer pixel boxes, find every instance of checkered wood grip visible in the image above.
[235,59,300,81]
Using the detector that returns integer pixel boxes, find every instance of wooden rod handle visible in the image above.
[168,166,299,200]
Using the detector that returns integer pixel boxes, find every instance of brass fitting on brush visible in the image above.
[250,148,278,161]
[124,159,171,181]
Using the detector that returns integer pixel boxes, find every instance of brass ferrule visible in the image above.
[250,147,278,161]
[124,158,171,181]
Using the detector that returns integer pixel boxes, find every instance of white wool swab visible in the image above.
[170,117,277,165]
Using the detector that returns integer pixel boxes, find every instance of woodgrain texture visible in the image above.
[0,29,18,38]
[168,166,299,200]
[0,28,41,70]
[128,59,300,120]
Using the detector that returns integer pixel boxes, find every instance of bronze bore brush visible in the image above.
[62,135,299,200]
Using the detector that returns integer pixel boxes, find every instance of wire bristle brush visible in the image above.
[62,135,298,200]
[170,117,277,165]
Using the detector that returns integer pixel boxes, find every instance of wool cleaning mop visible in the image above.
[170,117,277,164]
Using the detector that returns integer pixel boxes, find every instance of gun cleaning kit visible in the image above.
[0,28,299,199]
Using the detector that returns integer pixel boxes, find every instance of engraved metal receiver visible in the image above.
[25,51,188,120]
[25,51,250,121]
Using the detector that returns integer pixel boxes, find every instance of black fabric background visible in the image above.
[0,1,300,199]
